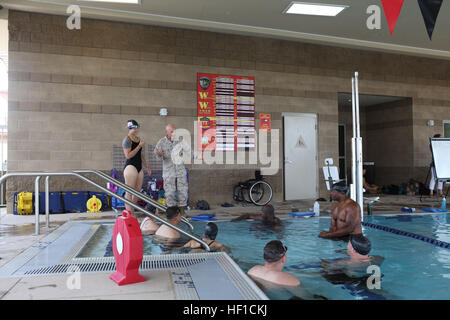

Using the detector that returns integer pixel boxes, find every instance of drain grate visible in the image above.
[18,255,207,277]
[23,262,116,276]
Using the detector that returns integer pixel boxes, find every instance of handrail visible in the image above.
[94,170,194,230]
[74,170,194,231]
[34,176,41,235]
[0,172,210,251]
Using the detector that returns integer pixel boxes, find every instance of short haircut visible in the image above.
[166,206,180,220]
[262,204,275,220]
[263,240,287,263]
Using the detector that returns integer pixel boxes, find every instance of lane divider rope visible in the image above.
[362,221,450,249]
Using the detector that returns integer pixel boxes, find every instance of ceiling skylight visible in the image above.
[78,0,140,4]
[284,2,348,16]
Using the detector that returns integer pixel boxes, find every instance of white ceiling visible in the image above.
[1,0,450,59]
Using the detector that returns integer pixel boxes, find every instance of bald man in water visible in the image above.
[155,124,188,215]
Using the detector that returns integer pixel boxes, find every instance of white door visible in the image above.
[283,113,318,200]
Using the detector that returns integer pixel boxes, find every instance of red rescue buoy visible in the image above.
[110,210,146,285]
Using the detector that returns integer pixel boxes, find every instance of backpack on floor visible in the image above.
[196,200,210,210]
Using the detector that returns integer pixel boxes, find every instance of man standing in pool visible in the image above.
[318,182,362,240]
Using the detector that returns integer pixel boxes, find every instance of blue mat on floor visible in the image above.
[193,213,215,218]
[191,213,216,221]
[289,212,315,217]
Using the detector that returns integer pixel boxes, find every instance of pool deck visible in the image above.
[0,194,445,300]
[1,270,177,300]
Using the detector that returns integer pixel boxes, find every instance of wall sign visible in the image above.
[197,73,255,152]
[259,113,271,132]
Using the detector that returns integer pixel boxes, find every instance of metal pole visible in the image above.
[355,72,361,139]
[0,172,209,251]
[45,176,50,228]
[71,172,208,250]
[75,170,194,231]
[34,176,41,235]
[350,77,357,201]
[78,170,166,211]
[354,72,364,220]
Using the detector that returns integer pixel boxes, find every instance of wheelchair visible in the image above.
[233,170,273,206]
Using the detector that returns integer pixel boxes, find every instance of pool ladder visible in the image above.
[0,171,210,251]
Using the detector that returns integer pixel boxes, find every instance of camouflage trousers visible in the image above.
[164,174,188,207]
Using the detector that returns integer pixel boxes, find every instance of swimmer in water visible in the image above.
[247,240,300,287]
[231,204,283,226]
[176,222,230,253]
[140,209,161,235]
[318,182,362,241]
[321,234,384,271]
[154,206,182,240]
[319,234,386,300]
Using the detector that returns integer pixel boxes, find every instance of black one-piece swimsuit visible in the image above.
[124,139,142,172]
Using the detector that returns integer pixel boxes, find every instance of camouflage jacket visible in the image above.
[154,136,186,179]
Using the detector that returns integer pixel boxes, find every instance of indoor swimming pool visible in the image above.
[76,213,450,300]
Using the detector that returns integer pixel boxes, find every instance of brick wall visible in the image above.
[364,99,414,186]
[6,10,450,212]
[339,99,416,186]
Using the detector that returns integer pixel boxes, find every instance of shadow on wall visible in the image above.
[338,94,413,186]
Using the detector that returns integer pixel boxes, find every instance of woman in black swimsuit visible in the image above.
[177,222,230,252]
[122,120,151,214]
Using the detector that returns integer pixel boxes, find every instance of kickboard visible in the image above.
[191,217,217,221]
[289,212,316,217]
[193,213,216,218]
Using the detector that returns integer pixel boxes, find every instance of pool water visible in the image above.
[365,214,450,242]
[78,214,450,300]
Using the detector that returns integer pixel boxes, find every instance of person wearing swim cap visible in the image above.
[231,204,283,226]
[122,120,151,214]
[319,234,384,298]
[322,234,376,268]
[348,234,371,259]
[247,240,300,287]
[179,222,229,252]
[318,182,362,240]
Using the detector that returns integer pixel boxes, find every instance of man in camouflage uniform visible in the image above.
[155,124,188,215]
